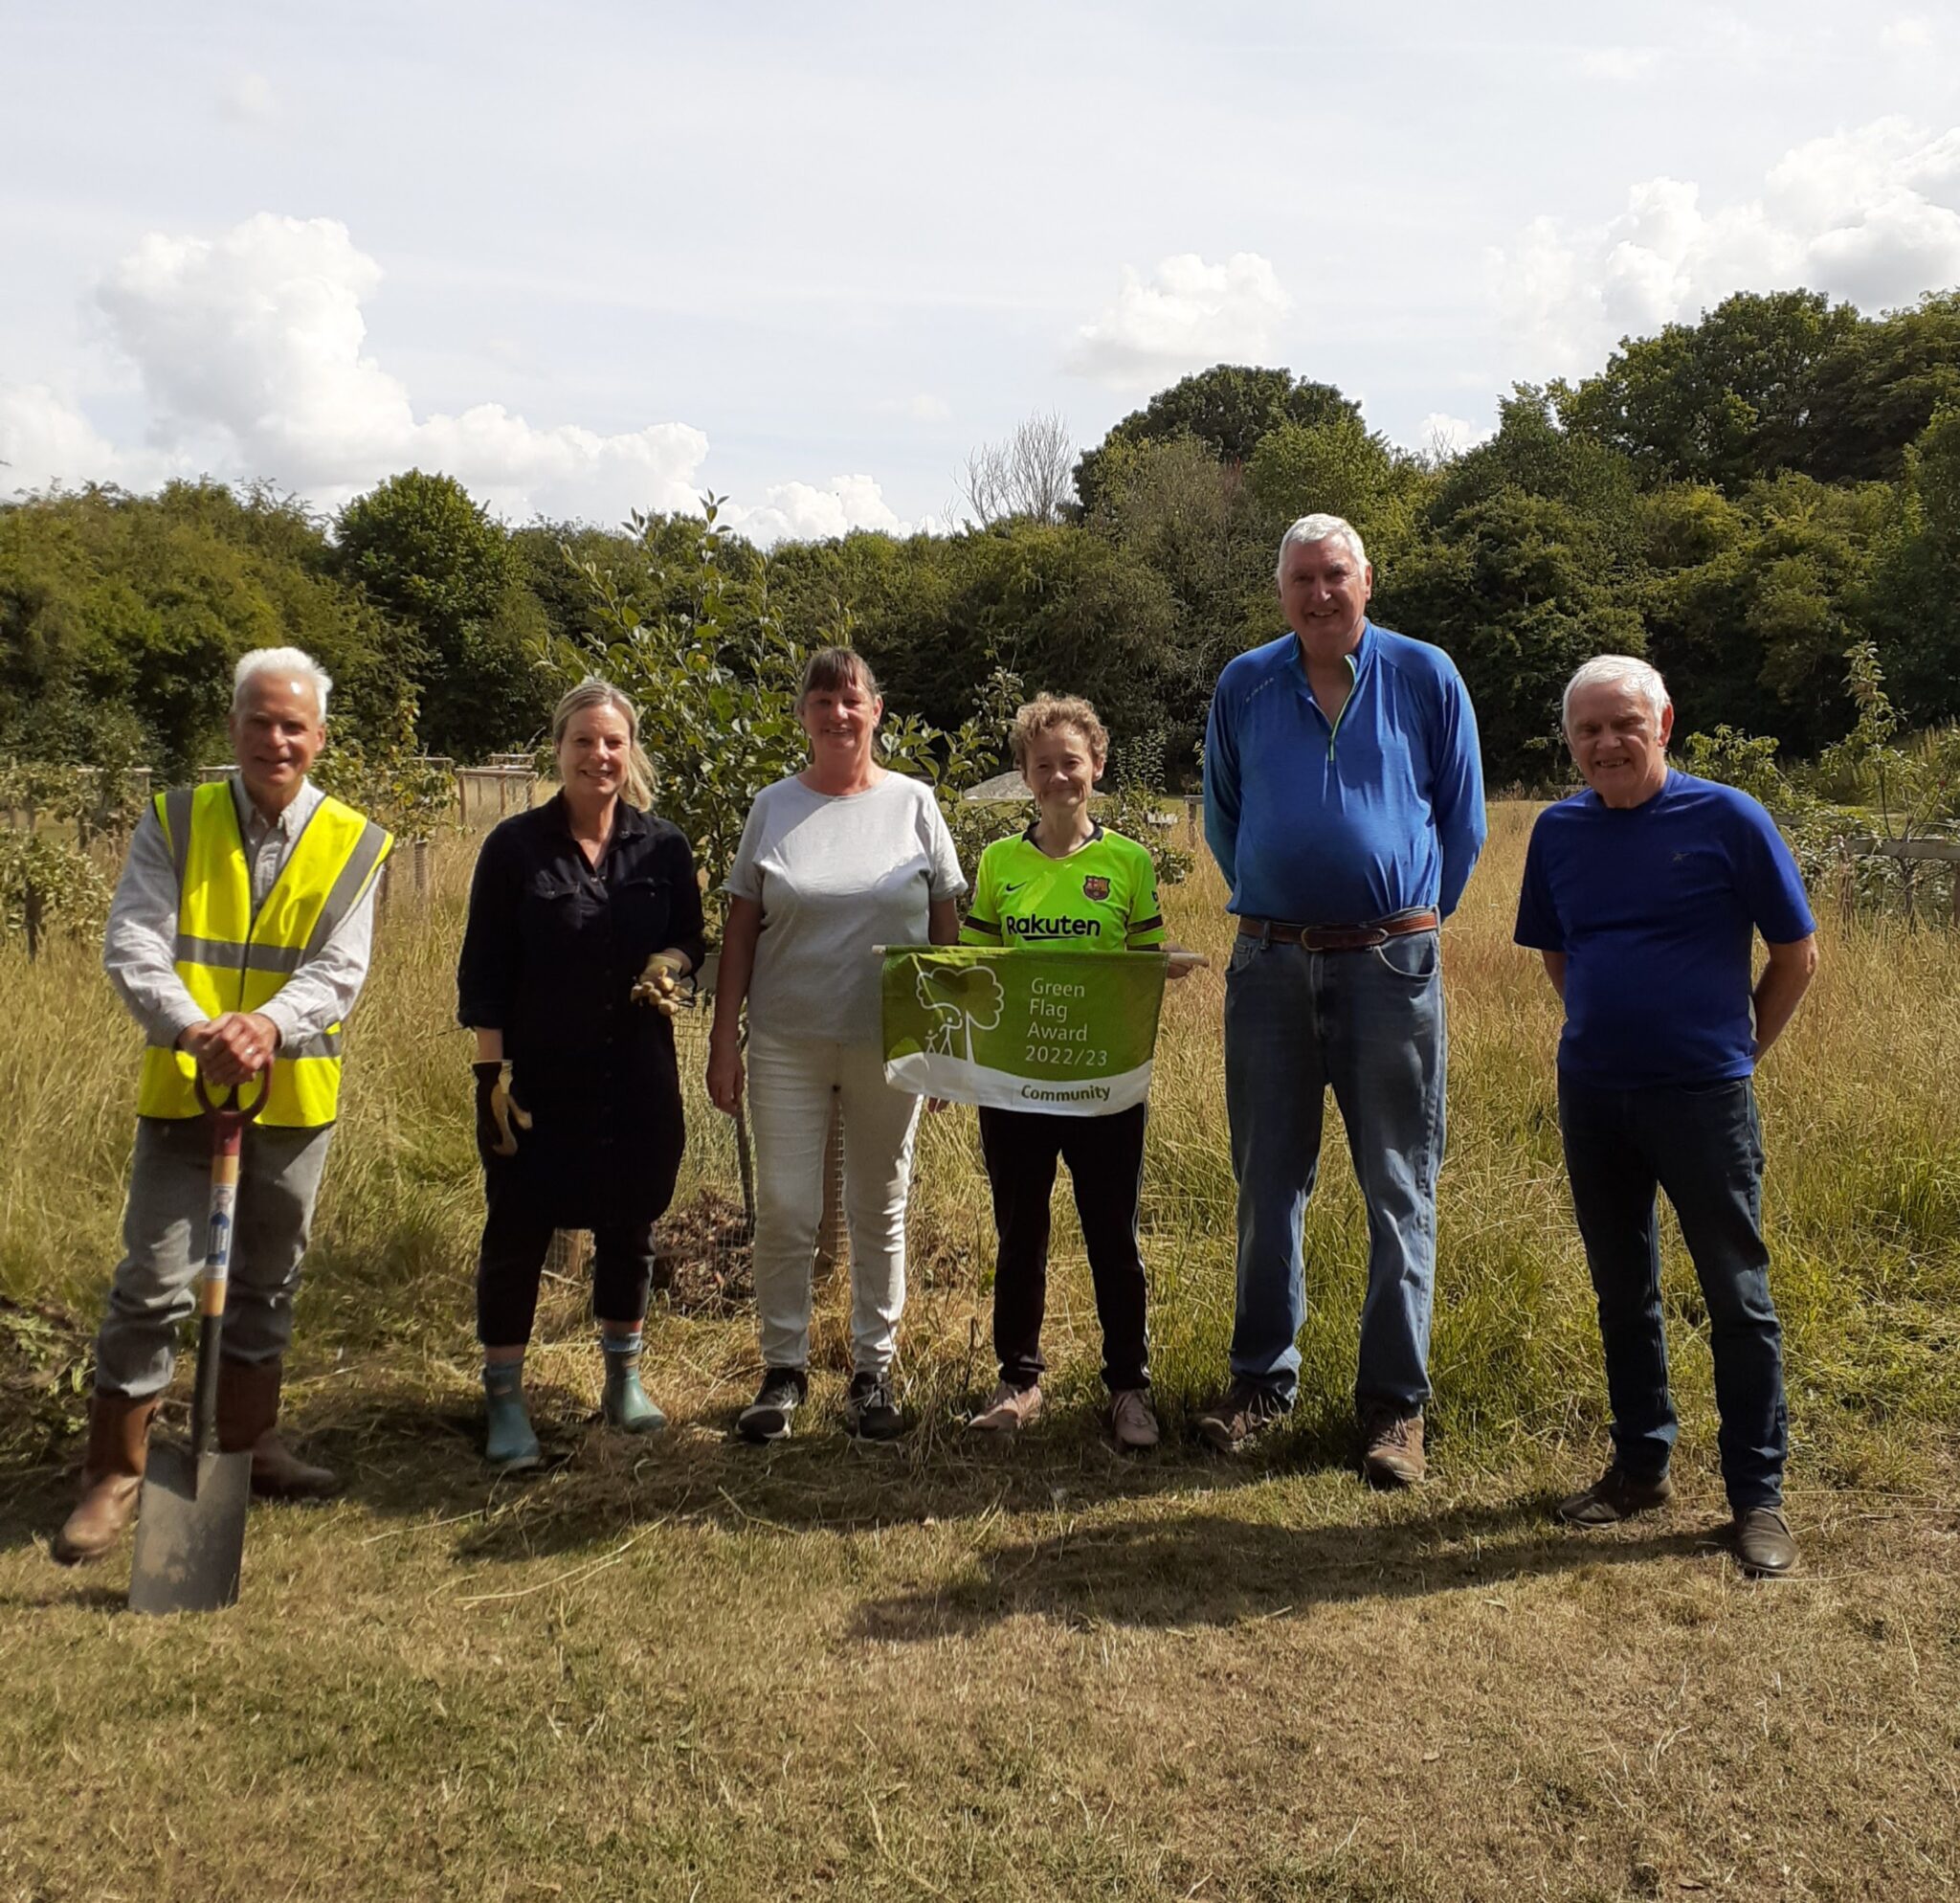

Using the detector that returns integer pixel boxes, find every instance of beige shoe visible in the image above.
[969,1380,1043,1433]
[1360,1403,1426,1488]
[1108,1389,1159,1451]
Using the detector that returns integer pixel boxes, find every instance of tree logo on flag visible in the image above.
[917,960,1005,1063]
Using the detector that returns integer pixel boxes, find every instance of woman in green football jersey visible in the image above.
[961,693,1191,1450]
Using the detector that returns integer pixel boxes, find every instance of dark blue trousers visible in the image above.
[1557,1074,1788,1511]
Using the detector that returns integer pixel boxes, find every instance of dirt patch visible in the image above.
[652,1190,754,1317]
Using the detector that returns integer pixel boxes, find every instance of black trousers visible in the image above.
[475,1163,656,1347]
[977,1103,1149,1394]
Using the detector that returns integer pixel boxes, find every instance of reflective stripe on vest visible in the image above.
[136,781,393,1127]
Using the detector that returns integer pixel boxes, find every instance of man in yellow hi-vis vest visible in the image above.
[53,647,392,1566]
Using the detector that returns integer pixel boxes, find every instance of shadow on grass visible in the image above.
[850,1498,1725,1636]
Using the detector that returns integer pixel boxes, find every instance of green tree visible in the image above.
[335,470,555,758]
[1074,365,1357,514]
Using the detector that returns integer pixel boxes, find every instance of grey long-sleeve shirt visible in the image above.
[102,775,380,1052]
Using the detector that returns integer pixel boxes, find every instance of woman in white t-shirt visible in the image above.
[707,648,965,1444]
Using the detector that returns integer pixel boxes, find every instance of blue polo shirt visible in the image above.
[1202,622,1486,925]
[1514,772,1816,1087]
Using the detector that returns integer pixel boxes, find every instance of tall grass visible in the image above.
[4,803,1956,1473]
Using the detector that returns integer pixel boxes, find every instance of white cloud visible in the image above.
[875,392,951,425]
[9,213,714,523]
[724,474,921,544]
[1408,413,1493,458]
[1577,46,1661,80]
[1493,118,1960,370]
[0,379,175,494]
[1066,252,1292,389]
[1881,16,1935,50]
[217,72,277,123]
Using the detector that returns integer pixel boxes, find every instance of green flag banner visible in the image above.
[880,947,1169,1114]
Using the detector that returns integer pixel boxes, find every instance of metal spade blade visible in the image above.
[127,1443,252,1615]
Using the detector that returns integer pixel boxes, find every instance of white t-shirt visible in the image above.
[726,772,966,1044]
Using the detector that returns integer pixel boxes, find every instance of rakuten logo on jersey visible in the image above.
[1003,916,1102,940]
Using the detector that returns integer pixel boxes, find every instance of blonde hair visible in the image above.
[551,677,656,809]
[1009,693,1108,771]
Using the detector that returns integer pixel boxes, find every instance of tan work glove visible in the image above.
[631,949,691,1018]
[473,1061,533,1160]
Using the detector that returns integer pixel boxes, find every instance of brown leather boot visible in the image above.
[217,1356,341,1500]
[52,1390,160,1565]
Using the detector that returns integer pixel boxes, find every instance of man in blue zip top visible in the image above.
[1198,513,1485,1481]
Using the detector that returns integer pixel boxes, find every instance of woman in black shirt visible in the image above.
[457,678,705,1469]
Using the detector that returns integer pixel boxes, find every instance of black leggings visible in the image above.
[475,1167,655,1347]
[977,1103,1149,1393]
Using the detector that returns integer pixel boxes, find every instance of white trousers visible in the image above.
[746,1032,923,1376]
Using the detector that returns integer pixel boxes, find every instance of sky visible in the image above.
[2,1,1958,542]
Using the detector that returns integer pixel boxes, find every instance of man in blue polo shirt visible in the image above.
[1199,512,1485,1482]
[1515,655,1817,1578]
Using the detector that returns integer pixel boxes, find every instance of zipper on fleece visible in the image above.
[1325,653,1359,762]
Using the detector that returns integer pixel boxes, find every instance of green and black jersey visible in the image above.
[960,824,1166,954]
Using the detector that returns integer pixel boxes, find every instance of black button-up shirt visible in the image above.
[457,795,706,1225]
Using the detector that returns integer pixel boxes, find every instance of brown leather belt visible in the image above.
[1237,908,1438,952]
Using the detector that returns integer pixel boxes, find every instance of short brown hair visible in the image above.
[796,646,880,708]
[1009,693,1108,771]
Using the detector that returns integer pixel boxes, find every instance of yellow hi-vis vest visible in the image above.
[136,781,393,1127]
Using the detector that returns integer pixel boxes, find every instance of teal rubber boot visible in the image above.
[601,1337,667,1435]
[482,1361,542,1471]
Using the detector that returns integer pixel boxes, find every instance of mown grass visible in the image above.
[2,804,1956,1899]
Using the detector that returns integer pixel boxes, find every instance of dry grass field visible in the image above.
[1,803,1956,1901]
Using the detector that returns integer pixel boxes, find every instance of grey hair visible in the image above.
[1561,655,1669,731]
[234,646,332,719]
[551,676,657,810]
[1275,513,1369,584]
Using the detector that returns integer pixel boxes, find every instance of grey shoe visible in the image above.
[1108,1388,1159,1451]
[1734,1506,1798,1578]
[1556,1466,1673,1527]
[737,1368,806,1444]
[845,1371,905,1441]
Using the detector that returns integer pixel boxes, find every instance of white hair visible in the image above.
[1276,513,1368,583]
[1561,655,1668,731]
[234,646,332,719]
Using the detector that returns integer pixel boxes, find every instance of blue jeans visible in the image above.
[1222,927,1447,1410]
[1557,1074,1787,1511]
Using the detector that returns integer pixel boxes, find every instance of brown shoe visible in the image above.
[52,1390,159,1565]
[1556,1466,1673,1527]
[1734,1506,1798,1578]
[217,1356,341,1499]
[1360,1403,1425,1488]
[969,1380,1043,1433]
[1195,1379,1288,1453]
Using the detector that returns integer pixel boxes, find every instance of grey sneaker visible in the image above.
[1108,1388,1159,1451]
[845,1370,905,1441]
[1195,1379,1289,1453]
[969,1380,1043,1433]
[737,1368,806,1444]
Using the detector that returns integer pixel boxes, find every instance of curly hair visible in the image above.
[1009,693,1108,771]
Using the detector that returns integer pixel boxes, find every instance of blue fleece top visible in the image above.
[1202,622,1487,925]
[1514,771,1816,1087]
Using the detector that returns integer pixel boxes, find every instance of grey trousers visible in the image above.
[93,1116,334,1399]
